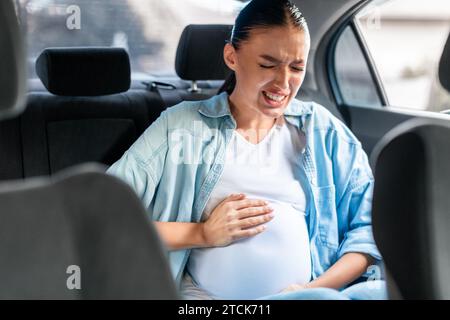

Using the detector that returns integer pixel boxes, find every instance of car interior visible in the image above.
[1,0,450,299]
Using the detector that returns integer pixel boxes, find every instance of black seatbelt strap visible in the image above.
[148,81,183,108]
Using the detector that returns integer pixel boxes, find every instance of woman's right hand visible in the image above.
[201,193,274,247]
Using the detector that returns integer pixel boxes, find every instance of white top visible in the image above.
[181,116,311,299]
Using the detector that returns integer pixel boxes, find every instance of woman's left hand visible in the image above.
[280,283,309,293]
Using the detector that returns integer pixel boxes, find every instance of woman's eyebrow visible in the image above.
[259,54,304,64]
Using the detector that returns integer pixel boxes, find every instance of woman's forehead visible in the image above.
[241,26,310,61]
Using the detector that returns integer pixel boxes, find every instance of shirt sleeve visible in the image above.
[106,110,169,211]
[106,150,157,210]
[335,142,382,263]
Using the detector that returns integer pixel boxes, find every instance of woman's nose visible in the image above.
[274,67,290,91]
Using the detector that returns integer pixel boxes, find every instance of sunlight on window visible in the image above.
[357,0,450,112]
[16,0,248,79]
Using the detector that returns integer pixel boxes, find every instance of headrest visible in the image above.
[439,32,450,92]
[0,0,26,120]
[175,24,233,81]
[36,47,131,96]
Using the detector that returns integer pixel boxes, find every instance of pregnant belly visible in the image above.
[187,201,311,299]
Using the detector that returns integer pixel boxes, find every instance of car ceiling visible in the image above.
[292,0,367,89]
[293,0,365,50]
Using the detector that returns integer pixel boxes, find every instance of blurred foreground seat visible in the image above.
[0,164,178,299]
[371,118,450,299]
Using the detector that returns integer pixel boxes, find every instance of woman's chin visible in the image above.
[259,104,287,118]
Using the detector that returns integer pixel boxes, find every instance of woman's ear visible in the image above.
[223,43,238,72]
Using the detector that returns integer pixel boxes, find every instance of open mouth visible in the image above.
[262,91,288,105]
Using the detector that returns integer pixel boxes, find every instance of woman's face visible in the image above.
[224,25,310,119]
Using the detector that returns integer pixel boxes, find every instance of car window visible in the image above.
[333,25,383,108]
[16,0,247,80]
[356,0,450,112]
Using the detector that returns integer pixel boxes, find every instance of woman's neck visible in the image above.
[228,93,276,131]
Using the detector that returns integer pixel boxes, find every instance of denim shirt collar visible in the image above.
[198,91,313,119]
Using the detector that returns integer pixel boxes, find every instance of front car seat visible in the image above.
[0,0,26,120]
[439,31,450,93]
[0,164,178,299]
[371,118,450,299]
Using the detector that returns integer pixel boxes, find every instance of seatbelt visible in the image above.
[148,81,183,108]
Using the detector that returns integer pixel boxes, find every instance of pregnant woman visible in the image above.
[107,0,386,300]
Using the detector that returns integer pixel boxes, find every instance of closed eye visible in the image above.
[259,64,275,69]
[291,66,305,72]
[259,64,305,72]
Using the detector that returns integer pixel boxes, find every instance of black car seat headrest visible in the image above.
[0,0,26,120]
[439,32,450,92]
[175,24,233,81]
[36,47,131,96]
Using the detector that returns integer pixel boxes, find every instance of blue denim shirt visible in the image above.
[107,92,381,288]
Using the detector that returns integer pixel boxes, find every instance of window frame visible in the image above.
[314,0,392,116]
[328,7,389,108]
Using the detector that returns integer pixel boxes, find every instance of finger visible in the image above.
[233,224,267,240]
[236,206,273,219]
[237,213,274,229]
[233,198,268,210]
[221,193,246,204]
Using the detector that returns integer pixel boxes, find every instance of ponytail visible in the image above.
[218,72,236,95]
